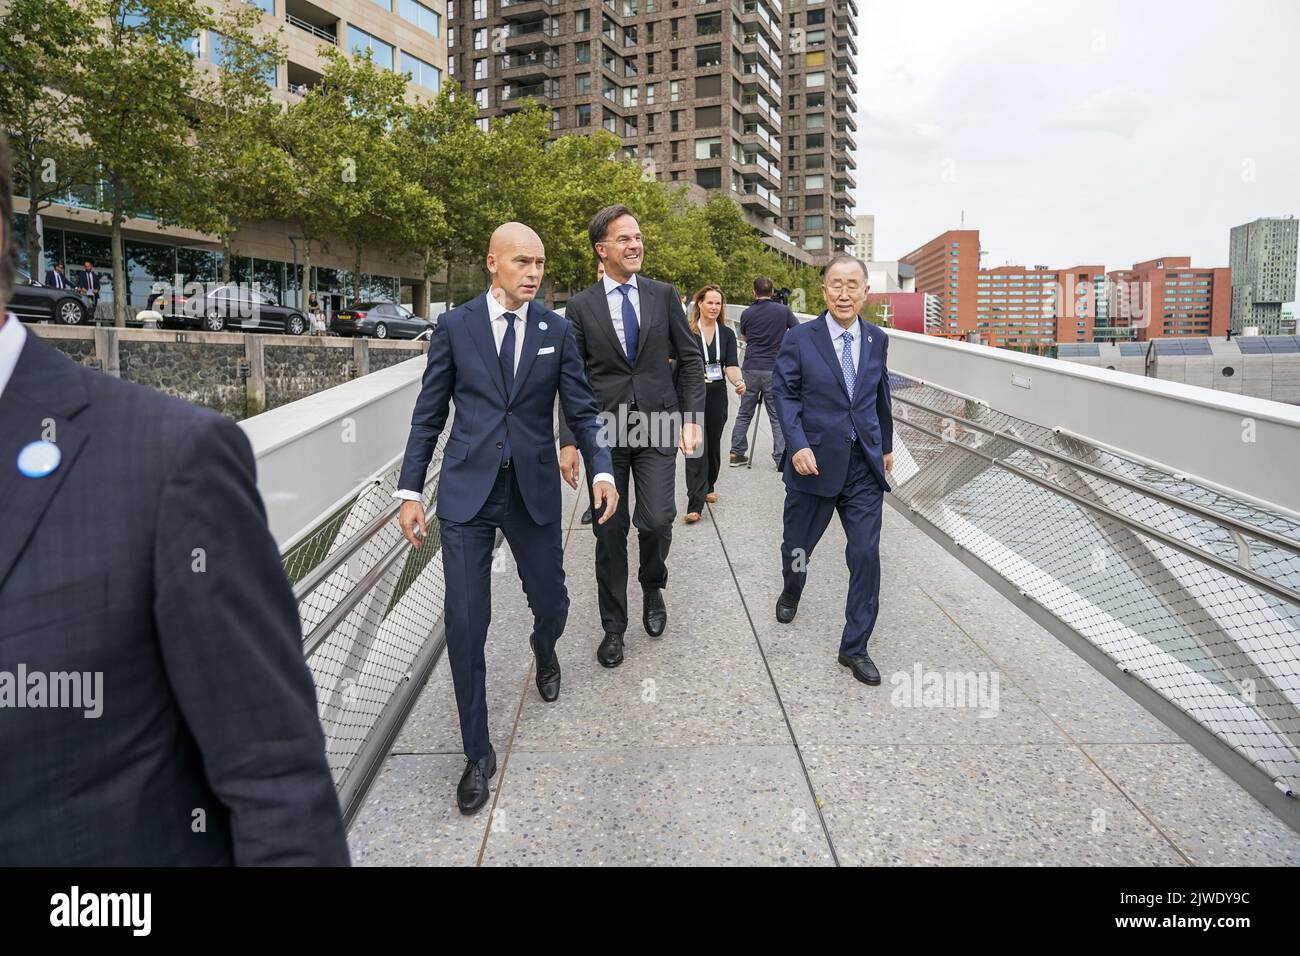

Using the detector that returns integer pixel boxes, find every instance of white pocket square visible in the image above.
[537,346,556,355]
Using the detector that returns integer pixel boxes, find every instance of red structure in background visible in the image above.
[868,292,927,333]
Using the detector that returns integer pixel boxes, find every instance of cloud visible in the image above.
[1052,86,1153,139]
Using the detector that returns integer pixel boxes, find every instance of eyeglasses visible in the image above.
[825,282,864,294]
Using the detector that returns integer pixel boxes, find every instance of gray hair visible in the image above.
[822,253,868,282]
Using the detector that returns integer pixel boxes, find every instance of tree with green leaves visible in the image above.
[0,0,96,277]
[182,4,293,287]
[71,0,214,325]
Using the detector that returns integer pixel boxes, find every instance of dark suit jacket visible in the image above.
[397,294,613,525]
[76,270,98,294]
[557,275,705,454]
[772,313,894,496]
[43,270,67,289]
[0,331,349,866]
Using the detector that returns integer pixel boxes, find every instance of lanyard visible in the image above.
[698,323,721,364]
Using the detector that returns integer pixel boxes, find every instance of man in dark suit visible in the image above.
[76,259,99,314]
[771,254,895,687]
[0,133,348,865]
[396,222,617,814]
[43,260,67,289]
[557,205,705,668]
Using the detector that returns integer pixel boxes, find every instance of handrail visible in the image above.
[892,392,1300,559]
[893,413,1300,606]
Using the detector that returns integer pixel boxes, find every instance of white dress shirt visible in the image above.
[602,272,640,355]
[825,312,862,376]
[395,293,612,502]
[0,314,28,402]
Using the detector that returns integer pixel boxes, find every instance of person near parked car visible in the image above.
[307,292,327,335]
[76,261,100,318]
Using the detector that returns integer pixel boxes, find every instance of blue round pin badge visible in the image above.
[539,322,548,331]
[17,440,61,478]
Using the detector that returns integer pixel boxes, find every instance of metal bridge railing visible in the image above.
[888,374,1300,799]
[283,431,452,826]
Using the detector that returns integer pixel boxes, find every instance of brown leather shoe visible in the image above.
[705,492,718,503]
[684,511,701,524]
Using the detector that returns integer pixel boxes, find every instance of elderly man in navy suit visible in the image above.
[395,222,617,814]
[0,134,348,865]
[772,254,895,687]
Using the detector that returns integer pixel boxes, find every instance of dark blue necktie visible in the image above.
[617,284,639,364]
[500,311,517,462]
[840,330,857,442]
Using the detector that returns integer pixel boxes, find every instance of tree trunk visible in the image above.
[24,199,42,279]
[353,243,363,304]
[221,235,232,283]
[444,258,453,310]
[111,211,127,328]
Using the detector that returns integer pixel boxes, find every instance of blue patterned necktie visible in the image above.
[500,311,516,461]
[617,284,639,364]
[840,329,857,442]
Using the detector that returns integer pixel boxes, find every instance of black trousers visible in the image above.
[686,380,729,513]
[587,443,677,634]
[441,462,568,761]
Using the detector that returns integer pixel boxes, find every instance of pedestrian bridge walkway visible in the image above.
[242,323,1300,866]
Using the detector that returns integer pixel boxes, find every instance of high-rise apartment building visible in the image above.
[900,229,980,336]
[854,213,874,261]
[1230,216,1299,334]
[446,0,863,263]
[1109,257,1231,341]
[782,0,858,257]
[15,0,449,314]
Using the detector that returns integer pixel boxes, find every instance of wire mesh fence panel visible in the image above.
[283,428,452,794]
[889,375,1300,794]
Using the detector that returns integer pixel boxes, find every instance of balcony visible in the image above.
[285,0,338,45]
[738,90,781,126]
[498,49,560,80]
[501,79,559,103]
[505,18,560,50]
[739,179,779,214]
[741,59,782,98]
[741,121,781,155]
[500,0,559,18]
[739,150,781,188]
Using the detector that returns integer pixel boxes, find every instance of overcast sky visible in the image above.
[854,0,1300,301]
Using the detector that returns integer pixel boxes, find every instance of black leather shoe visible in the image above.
[530,636,561,703]
[838,652,881,686]
[775,591,799,624]
[456,747,497,815]
[597,631,624,668]
[581,506,593,525]
[642,588,667,637]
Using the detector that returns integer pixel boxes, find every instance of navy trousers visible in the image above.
[439,462,568,761]
[779,443,885,657]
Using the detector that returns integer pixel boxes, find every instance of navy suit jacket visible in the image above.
[0,331,349,866]
[398,294,613,524]
[43,269,67,289]
[772,314,894,496]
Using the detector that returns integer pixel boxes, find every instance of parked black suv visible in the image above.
[154,283,308,335]
[10,269,93,325]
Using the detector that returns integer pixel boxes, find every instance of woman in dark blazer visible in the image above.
[684,284,745,522]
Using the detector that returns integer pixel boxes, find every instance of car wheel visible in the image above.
[288,313,306,336]
[56,298,86,325]
[205,311,226,333]
[374,322,389,339]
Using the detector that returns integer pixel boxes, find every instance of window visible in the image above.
[695,104,721,126]
[806,29,824,44]
[646,21,655,42]
[671,109,682,131]
[447,56,456,75]
[671,17,682,38]
[670,79,680,101]
[447,0,454,17]
[696,74,721,97]
[475,87,488,107]
[807,9,825,24]
[696,43,722,68]
[806,50,825,66]
[575,41,591,63]
[400,0,441,35]
[576,9,590,31]
[806,215,824,229]
[401,51,442,91]
[806,71,825,87]
[473,57,487,79]
[806,113,824,128]
[576,103,592,126]
[473,28,487,50]
[646,52,656,72]
[246,0,274,12]
[623,85,638,107]
[696,12,721,34]
[475,117,489,131]
[695,136,721,159]
[671,48,679,70]
[472,0,486,18]
[670,140,680,161]
[576,72,592,93]
[647,111,657,132]
[371,0,391,9]
[806,91,824,108]
[645,82,655,104]
[696,167,721,189]
[348,26,394,71]
[805,133,824,149]
[803,236,825,251]
[447,27,454,47]
[805,194,823,209]
[805,174,824,189]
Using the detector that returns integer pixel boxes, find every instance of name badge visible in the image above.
[705,362,724,382]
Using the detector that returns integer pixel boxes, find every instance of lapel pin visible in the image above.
[539,322,548,331]
[868,335,873,344]
[17,440,61,478]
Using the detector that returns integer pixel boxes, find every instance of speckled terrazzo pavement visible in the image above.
[347,391,1300,866]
